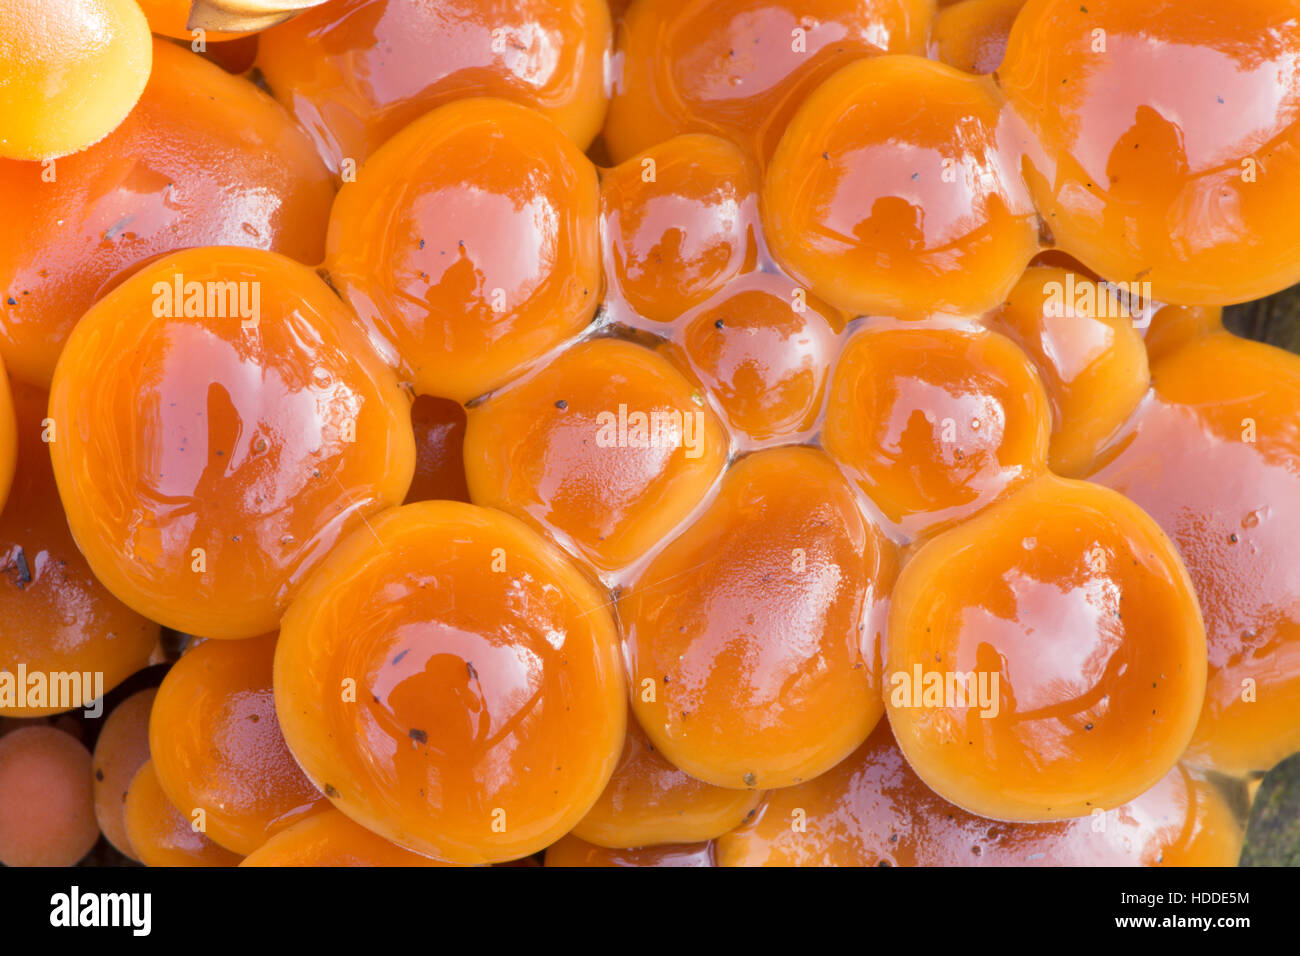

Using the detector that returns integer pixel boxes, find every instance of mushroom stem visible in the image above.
[186,0,326,32]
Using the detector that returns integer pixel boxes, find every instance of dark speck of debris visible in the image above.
[409,728,428,744]
[418,239,426,249]
[743,772,757,787]
[715,319,724,329]
[1084,723,1094,731]
[554,399,568,410]
[324,784,339,798]
[393,649,409,665]
[466,661,478,681]
[822,151,830,161]
[5,298,14,306]
[104,214,134,241]
[14,547,31,587]
[95,769,104,781]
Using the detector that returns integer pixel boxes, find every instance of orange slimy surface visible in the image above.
[275,501,626,865]
[92,689,157,860]
[1,381,158,715]
[986,266,1150,478]
[545,834,715,867]
[124,759,243,867]
[673,272,840,444]
[601,135,761,324]
[48,247,414,639]
[605,0,933,163]
[324,98,601,404]
[150,634,331,856]
[1143,303,1224,366]
[241,808,456,867]
[1089,331,1300,775]
[822,321,1051,540]
[931,0,1025,74]
[257,0,612,172]
[717,723,1241,865]
[886,474,1207,820]
[464,337,729,575]
[0,40,334,389]
[572,712,762,848]
[9,0,1300,872]
[622,446,895,790]
[0,357,15,515]
[764,55,1039,318]
[1000,0,1300,304]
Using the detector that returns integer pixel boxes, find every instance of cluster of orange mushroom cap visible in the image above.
[1,0,1298,867]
